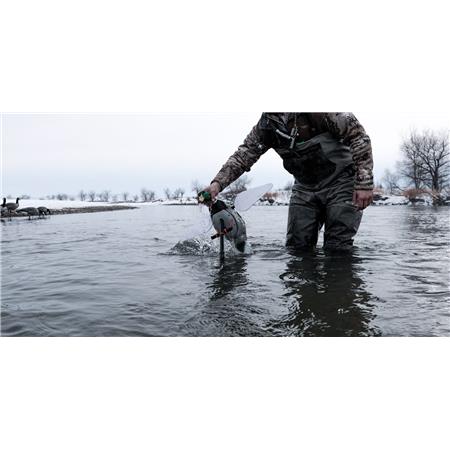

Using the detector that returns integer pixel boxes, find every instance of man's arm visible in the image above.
[325,113,374,189]
[325,113,374,209]
[207,116,269,198]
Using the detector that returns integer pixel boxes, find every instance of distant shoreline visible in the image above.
[49,205,138,215]
[1,205,137,220]
[2,192,449,221]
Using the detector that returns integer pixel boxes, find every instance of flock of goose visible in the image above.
[1,198,52,220]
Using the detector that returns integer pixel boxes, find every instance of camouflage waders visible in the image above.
[284,132,362,250]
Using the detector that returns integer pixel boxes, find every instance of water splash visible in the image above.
[168,237,217,256]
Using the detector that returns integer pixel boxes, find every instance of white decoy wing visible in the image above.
[233,183,273,212]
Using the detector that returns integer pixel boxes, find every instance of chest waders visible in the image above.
[275,132,363,251]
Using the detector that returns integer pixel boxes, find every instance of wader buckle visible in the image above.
[275,126,298,149]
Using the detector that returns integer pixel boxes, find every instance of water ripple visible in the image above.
[1,205,449,336]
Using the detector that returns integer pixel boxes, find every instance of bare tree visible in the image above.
[173,187,185,199]
[173,188,182,199]
[99,190,111,202]
[56,193,68,200]
[141,188,156,202]
[79,190,87,201]
[112,194,118,202]
[163,188,172,200]
[381,169,401,194]
[417,130,450,192]
[399,129,450,200]
[133,194,139,202]
[191,179,204,194]
[122,192,129,202]
[88,191,96,202]
[222,175,251,201]
[399,130,429,189]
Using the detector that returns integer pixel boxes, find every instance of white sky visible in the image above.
[2,112,449,198]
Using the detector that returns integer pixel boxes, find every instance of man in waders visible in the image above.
[205,113,374,251]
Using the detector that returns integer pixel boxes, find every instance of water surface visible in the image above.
[1,205,449,336]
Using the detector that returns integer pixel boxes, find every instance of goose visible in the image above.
[37,206,52,217]
[16,207,39,220]
[2,197,20,220]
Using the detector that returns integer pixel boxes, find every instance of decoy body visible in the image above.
[2,199,51,221]
[2,197,20,220]
[37,206,52,217]
[16,207,39,220]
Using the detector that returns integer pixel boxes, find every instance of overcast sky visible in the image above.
[2,112,449,198]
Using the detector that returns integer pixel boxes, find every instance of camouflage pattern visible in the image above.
[212,113,374,191]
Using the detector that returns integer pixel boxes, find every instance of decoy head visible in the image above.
[16,197,20,204]
[2,198,5,207]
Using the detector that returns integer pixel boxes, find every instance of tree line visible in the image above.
[45,183,203,203]
[17,176,284,203]
[21,129,450,206]
[77,189,158,203]
[69,177,254,203]
[381,129,449,204]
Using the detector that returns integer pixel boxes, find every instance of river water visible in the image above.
[1,205,449,336]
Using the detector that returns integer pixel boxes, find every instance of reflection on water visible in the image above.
[1,205,449,336]
[275,252,379,336]
[208,257,249,301]
[181,257,272,336]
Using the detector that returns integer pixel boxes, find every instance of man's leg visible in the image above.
[286,188,323,250]
[323,177,363,251]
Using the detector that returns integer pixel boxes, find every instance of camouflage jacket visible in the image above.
[212,113,374,191]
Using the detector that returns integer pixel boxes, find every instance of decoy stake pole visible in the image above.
[219,218,225,264]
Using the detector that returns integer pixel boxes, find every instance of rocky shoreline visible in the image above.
[1,205,137,220]
[49,205,137,215]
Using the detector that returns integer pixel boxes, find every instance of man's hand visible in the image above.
[204,181,221,202]
[353,189,373,210]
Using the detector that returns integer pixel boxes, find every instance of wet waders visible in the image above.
[278,132,363,251]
